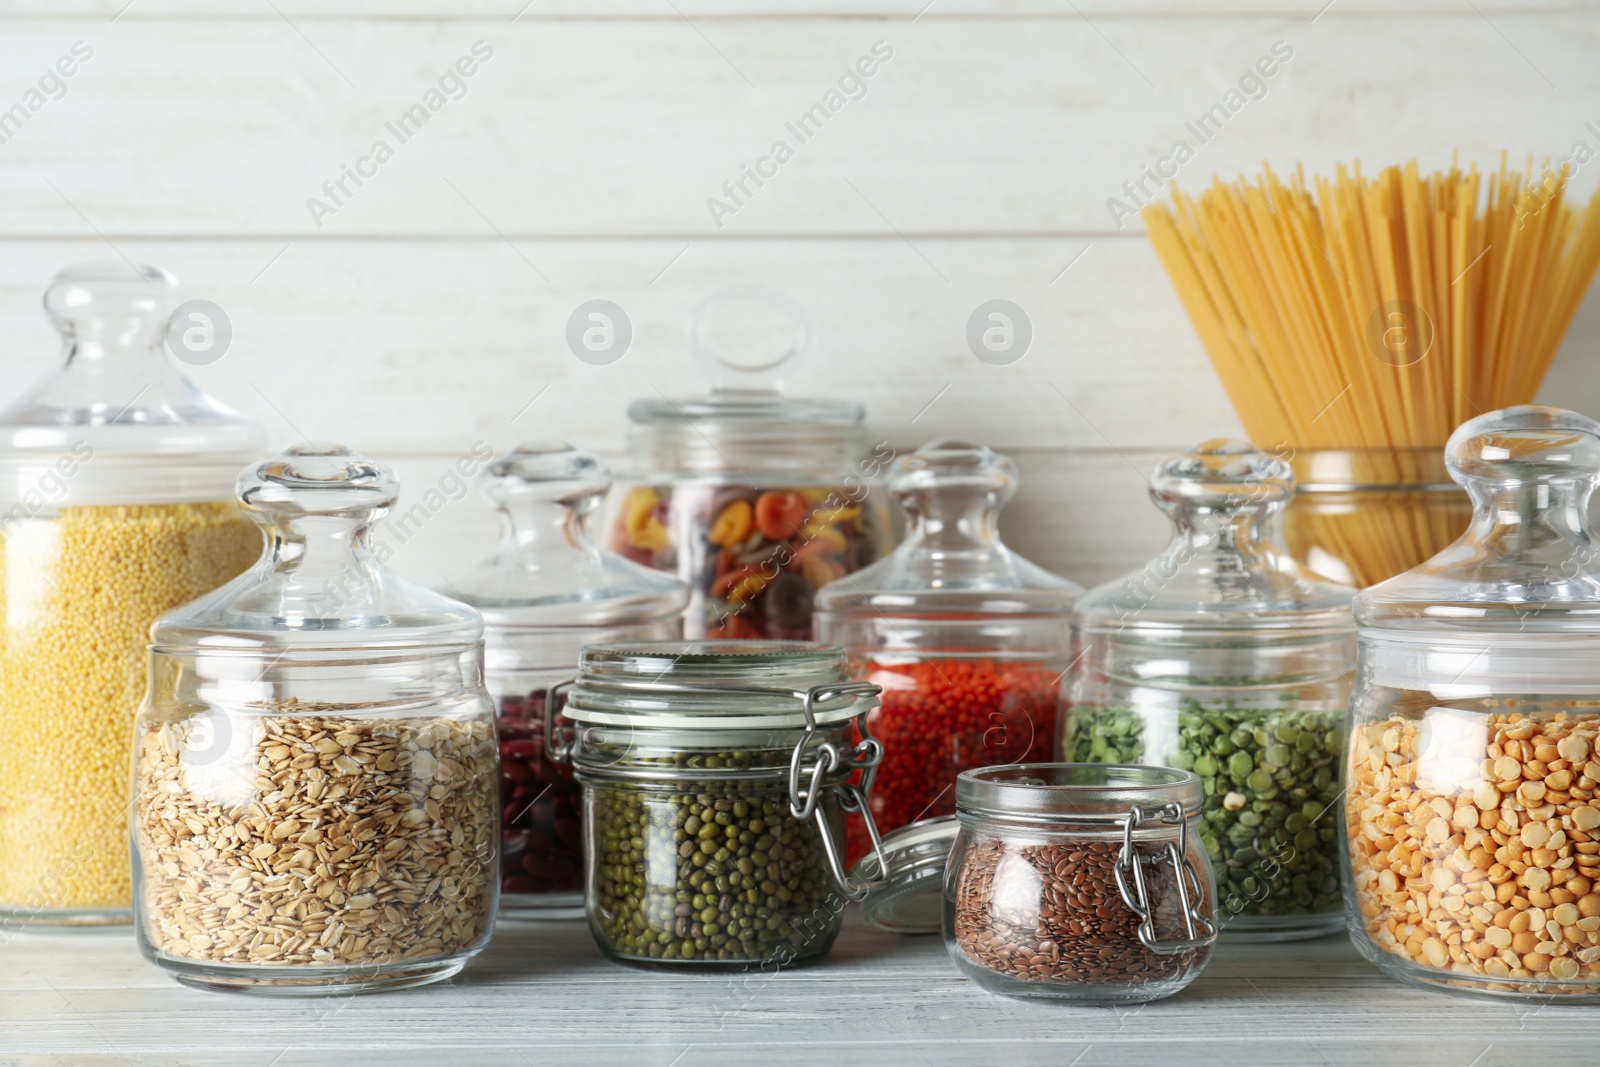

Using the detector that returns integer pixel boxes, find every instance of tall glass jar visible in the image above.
[451,443,687,918]
[1282,448,1472,588]
[1347,405,1600,1000]
[605,289,893,640]
[945,764,1217,1003]
[556,640,887,969]
[1063,439,1356,940]
[813,440,1081,863]
[132,444,498,994]
[0,264,264,927]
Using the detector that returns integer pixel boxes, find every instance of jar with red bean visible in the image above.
[452,443,688,917]
[813,440,1082,863]
[605,288,893,640]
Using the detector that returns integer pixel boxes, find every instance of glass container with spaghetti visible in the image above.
[1346,405,1600,1001]
[1062,439,1356,941]
[813,440,1081,864]
[1144,158,1600,587]
[0,264,264,928]
[605,289,893,640]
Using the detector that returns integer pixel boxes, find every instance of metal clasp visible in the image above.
[1112,801,1217,955]
[541,679,577,764]
[784,681,888,903]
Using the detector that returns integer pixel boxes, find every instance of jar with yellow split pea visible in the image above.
[1346,406,1600,1000]
[0,264,265,926]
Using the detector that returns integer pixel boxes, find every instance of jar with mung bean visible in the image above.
[1347,407,1600,1001]
[1063,440,1356,941]
[556,640,889,969]
[132,444,498,994]
[450,443,687,918]
[0,264,264,927]
[944,764,1217,1002]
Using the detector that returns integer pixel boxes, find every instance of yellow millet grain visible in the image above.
[0,502,260,915]
[1349,706,1600,990]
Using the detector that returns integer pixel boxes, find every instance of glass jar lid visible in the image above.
[626,288,867,478]
[956,763,1204,822]
[563,640,876,730]
[852,815,958,934]
[0,263,265,504]
[813,439,1082,618]
[1356,406,1600,689]
[1074,439,1355,638]
[450,442,687,628]
[150,442,483,653]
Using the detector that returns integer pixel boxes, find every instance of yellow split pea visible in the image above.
[0,502,259,916]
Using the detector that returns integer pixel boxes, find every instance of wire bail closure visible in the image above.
[1112,801,1217,955]
[785,681,887,902]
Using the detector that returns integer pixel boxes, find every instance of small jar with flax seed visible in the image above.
[943,764,1217,1003]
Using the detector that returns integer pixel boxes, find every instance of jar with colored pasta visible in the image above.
[1063,440,1356,942]
[133,444,498,993]
[1347,406,1600,1001]
[813,440,1082,863]
[0,264,264,928]
[451,443,687,918]
[605,288,893,640]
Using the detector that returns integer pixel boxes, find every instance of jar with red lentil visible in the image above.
[1347,405,1600,1000]
[0,264,265,928]
[451,443,687,918]
[944,764,1217,1002]
[812,440,1081,863]
[605,288,893,641]
[133,443,499,993]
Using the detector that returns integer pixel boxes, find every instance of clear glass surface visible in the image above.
[1064,439,1356,941]
[132,443,498,994]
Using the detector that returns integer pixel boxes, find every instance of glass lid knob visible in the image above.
[43,262,177,345]
[239,442,398,522]
[888,438,1017,511]
[482,441,610,506]
[1150,438,1292,520]
[1447,405,1600,491]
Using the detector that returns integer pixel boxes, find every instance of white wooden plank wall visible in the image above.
[1,3,1597,591]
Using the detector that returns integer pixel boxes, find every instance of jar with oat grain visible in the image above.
[132,443,498,994]
[1347,406,1600,1000]
[0,264,264,928]
[943,764,1217,1002]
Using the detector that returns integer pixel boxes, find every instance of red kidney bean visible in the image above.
[497,689,584,898]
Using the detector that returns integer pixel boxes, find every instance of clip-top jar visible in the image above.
[132,443,498,993]
[1347,405,1600,1000]
[451,443,687,918]
[944,764,1217,1002]
[0,264,264,927]
[814,440,1081,862]
[558,640,887,969]
[1064,439,1356,940]
[606,289,892,640]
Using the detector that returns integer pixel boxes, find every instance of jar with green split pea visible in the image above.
[1062,439,1356,941]
[554,640,889,969]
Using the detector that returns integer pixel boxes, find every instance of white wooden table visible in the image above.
[3,914,1596,1066]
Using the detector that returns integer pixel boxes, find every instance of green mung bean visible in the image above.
[1064,700,1343,918]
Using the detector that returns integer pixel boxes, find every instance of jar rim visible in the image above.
[956,763,1203,820]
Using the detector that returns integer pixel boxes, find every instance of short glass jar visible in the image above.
[944,764,1217,1003]
[451,443,687,918]
[1346,406,1600,1000]
[814,440,1080,863]
[1064,440,1356,941]
[0,264,264,927]
[557,640,888,969]
[1281,448,1471,588]
[132,444,498,994]
[605,289,892,640]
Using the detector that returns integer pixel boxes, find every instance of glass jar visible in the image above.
[556,640,887,969]
[944,764,1217,1003]
[605,289,893,640]
[1063,439,1356,940]
[1282,448,1472,588]
[1346,405,1600,1000]
[813,440,1081,863]
[0,264,264,927]
[132,443,498,994]
[451,443,687,918]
